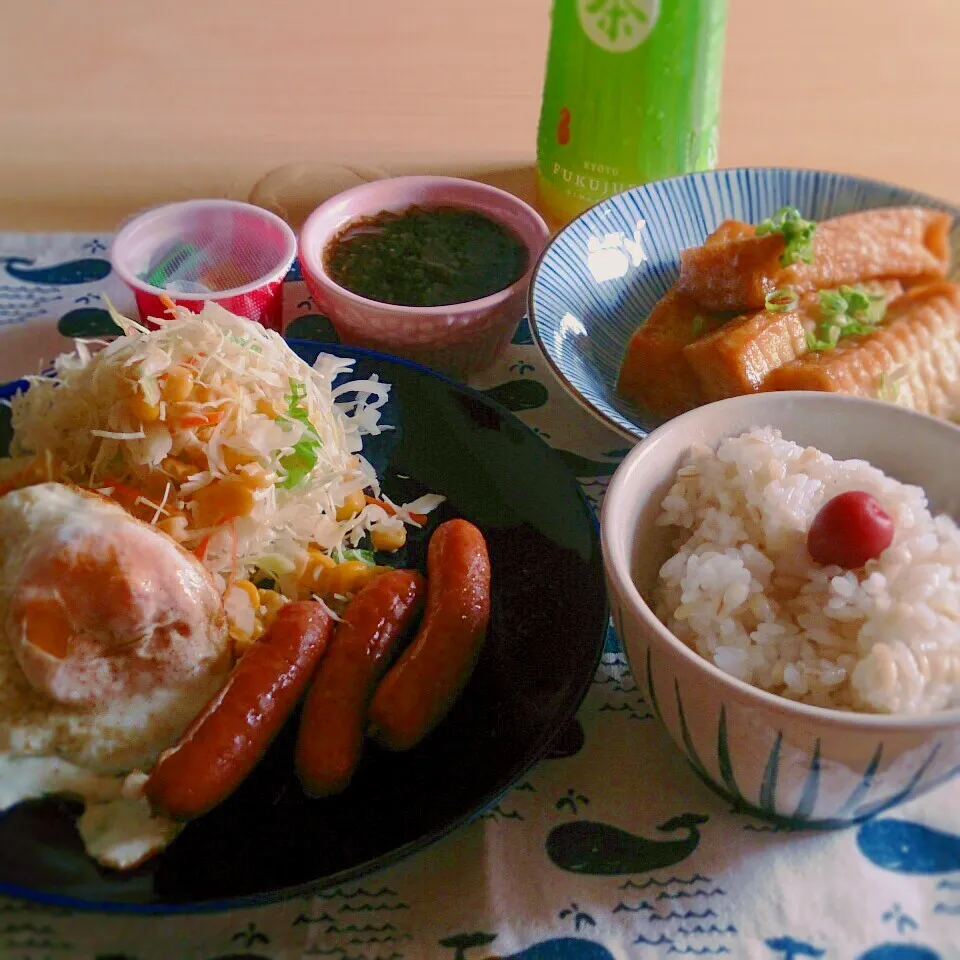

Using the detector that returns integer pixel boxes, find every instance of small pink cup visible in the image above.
[110,199,297,332]
[298,176,550,379]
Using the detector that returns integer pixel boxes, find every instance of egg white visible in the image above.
[0,483,232,869]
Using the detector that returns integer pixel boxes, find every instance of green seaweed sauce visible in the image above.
[323,206,528,308]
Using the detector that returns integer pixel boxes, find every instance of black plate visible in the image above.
[0,342,608,912]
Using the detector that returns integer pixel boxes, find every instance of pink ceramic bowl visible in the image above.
[298,176,550,379]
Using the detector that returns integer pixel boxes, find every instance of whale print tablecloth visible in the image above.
[0,233,958,960]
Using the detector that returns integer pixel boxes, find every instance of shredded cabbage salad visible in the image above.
[4,302,443,596]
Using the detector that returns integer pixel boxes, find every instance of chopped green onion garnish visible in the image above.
[765,288,798,312]
[333,547,377,566]
[824,285,887,324]
[755,206,817,267]
[225,332,264,354]
[691,314,707,337]
[876,372,900,402]
[818,290,849,317]
[805,325,842,353]
[804,284,891,353]
[877,365,910,402]
[278,378,322,488]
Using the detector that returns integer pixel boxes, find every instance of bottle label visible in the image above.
[576,0,661,53]
[547,160,633,204]
[536,0,728,227]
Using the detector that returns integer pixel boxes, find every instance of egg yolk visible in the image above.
[10,522,227,707]
[21,600,71,659]
[18,547,134,660]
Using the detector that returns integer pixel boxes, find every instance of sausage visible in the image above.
[145,601,333,820]
[368,519,491,751]
[295,569,426,797]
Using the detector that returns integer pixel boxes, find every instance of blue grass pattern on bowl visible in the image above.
[645,647,954,828]
[852,744,942,822]
[528,167,960,441]
[834,744,884,819]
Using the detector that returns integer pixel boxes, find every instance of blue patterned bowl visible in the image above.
[528,167,960,441]
[602,391,960,827]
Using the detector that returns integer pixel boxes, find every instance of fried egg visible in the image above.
[0,483,231,868]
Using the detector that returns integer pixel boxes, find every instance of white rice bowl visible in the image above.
[651,426,960,716]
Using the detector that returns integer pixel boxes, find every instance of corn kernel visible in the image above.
[129,394,161,423]
[190,382,212,403]
[311,567,332,596]
[238,464,274,489]
[258,588,287,619]
[371,525,407,553]
[161,366,195,403]
[182,444,209,469]
[311,549,338,570]
[300,549,337,588]
[156,514,189,541]
[335,489,367,522]
[233,579,260,607]
[256,396,278,418]
[327,559,378,597]
[192,477,256,527]
[223,446,256,471]
[162,456,194,483]
[218,478,256,520]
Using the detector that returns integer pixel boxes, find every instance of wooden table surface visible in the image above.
[0,0,957,230]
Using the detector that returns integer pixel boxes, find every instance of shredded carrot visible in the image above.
[194,533,213,562]
[364,495,427,526]
[176,409,224,429]
[95,478,147,509]
[177,414,208,429]
[159,294,179,320]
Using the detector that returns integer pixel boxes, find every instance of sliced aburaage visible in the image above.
[677,207,951,312]
[615,287,724,417]
[683,280,903,404]
[766,281,960,417]
[616,205,957,420]
[615,221,740,417]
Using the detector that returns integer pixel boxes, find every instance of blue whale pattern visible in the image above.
[480,378,549,412]
[205,956,273,960]
[543,718,585,759]
[58,307,123,338]
[285,313,340,343]
[512,316,534,345]
[2,256,111,285]
[547,813,708,875]
[764,936,824,958]
[504,938,614,960]
[285,258,303,281]
[552,448,631,479]
[439,933,613,960]
[857,945,941,960]
[857,818,960,874]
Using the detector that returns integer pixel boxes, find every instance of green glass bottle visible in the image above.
[536,0,728,230]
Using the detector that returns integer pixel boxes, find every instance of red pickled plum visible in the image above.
[807,491,895,569]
